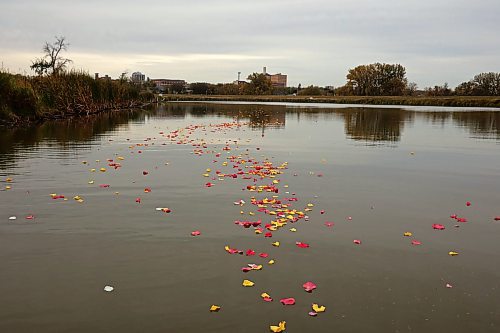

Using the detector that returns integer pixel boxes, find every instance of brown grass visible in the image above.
[161,94,500,108]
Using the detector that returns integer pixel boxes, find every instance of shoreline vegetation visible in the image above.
[0,71,153,127]
[161,94,500,108]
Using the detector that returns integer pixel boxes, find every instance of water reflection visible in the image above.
[1,103,499,171]
[0,109,150,171]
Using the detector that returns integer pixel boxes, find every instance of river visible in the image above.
[1,102,499,333]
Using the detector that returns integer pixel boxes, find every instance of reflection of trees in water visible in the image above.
[341,108,409,143]
[0,109,147,170]
[2,103,500,171]
[419,111,500,139]
[452,112,500,139]
[158,103,286,130]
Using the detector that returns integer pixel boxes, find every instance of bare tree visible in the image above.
[30,36,72,75]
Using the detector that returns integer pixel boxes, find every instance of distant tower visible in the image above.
[95,73,99,80]
[238,71,241,81]
[263,67,267,75]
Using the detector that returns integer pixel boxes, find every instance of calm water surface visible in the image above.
[1,103,499,333]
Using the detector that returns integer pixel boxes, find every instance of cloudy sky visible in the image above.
[1,0,498,87]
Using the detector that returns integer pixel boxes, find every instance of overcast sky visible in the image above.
[1,0,499,87]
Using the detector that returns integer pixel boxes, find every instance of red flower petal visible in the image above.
[296,242,310,248]
[432,224,445,230]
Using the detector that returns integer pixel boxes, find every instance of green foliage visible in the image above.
[246,73,273,95]
[343,63,408,96]
[455,72,500,96]
[0,70,145,122]
[190,82,211,94]
[298,85,323,96]
[214,83,240,95]
[170,82,185,94]
[0,71,39,119]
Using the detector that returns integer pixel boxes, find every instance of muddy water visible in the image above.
[1,103,499,333]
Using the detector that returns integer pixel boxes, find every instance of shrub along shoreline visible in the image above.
[161,94,500,108]
[0,71,153,126]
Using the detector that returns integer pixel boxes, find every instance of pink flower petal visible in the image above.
[280,298,296,305]
[432,224,445,230]
[296,242,310,248]
[302,281,317,292]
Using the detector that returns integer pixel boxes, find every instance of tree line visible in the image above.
[186,64,500,97]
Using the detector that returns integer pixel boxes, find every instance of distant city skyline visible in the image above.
[1,0,499,88]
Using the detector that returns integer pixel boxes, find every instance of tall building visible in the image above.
[131,72,146,83]
[262,67,287,87]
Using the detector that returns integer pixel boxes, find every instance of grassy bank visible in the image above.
[0,71,153,126]
[161,94,500,108]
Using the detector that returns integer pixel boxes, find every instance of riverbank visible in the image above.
[161,94,500,108]
[0,71,153,127]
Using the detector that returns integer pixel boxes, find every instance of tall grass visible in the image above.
[1,70,151,124]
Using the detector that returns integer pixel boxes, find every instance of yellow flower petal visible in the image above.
[312,303,326,313]
[268,259,275,265]
[272,241,280,247]
[242,279,255,287]
[290,228,297,232]
[403,232,412,237]
[448,251,459,256]
[269,321,286,333]
[209,305,221,312]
